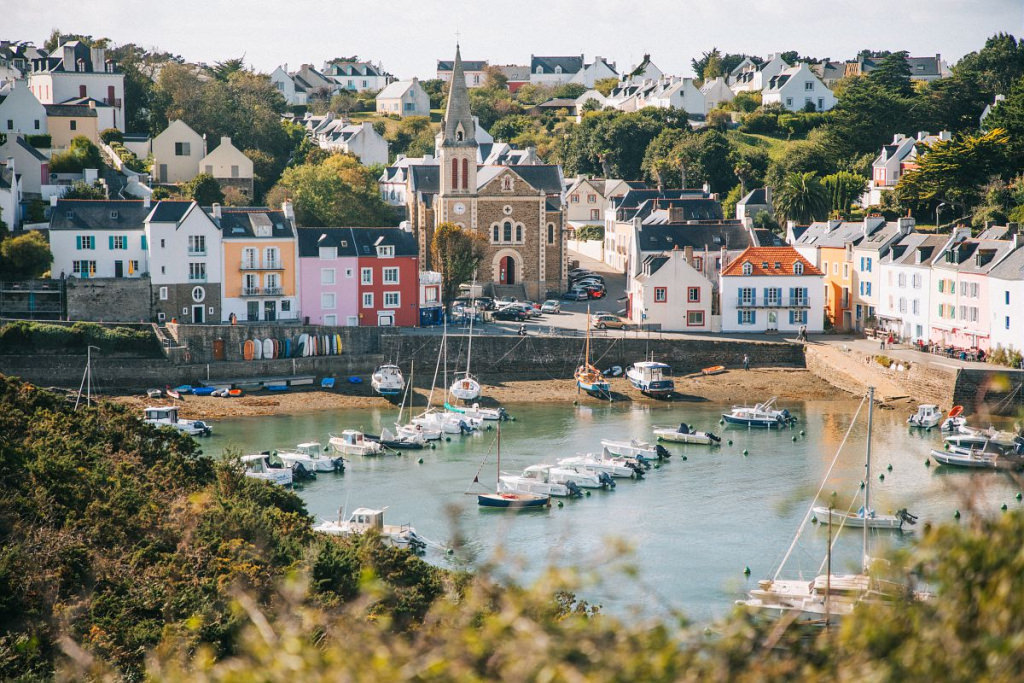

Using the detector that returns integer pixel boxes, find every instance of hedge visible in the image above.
[0,321,161,356]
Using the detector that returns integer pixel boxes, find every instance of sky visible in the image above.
[6,0,1023,79]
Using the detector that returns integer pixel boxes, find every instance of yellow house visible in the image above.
[206,203,299,322]
[44,103,99,147]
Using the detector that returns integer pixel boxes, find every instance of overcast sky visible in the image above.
[6,0,1023,78]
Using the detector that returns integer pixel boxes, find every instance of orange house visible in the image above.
[819,245,853,330]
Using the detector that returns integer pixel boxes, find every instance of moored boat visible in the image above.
[371,364,405,397]
[722,397,796,428]
[365,427,426,450]
[500,466,581,498]
[444,401,509,421]
[276,441,344,473]
[329,429,385,456]
[626,361,674,397]
[575,306,611,398]
[600,438,670,460]
[559,453,642,478]
[143,406,212,436]
[940,405,966,432]
[702,365,726,376]
[811,506,917,531]
[476,423,551,509]
[907,404,942,428]
[314,507,425,551]
[240,453,292,487]
[653,422,721,444]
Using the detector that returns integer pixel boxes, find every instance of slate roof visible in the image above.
[326,61,385,77]
[14,135,47,161]
[58,96,112,108]
[737,188,769,206]
[753,229,785,247]
[796,219,887,248]
[49,200,149,231]
[409,165,440,193]
[854,222,905,252]
[721,246,823,277]
[887,233,948,267]
[530,55,584,75]
[641,200,725,223]
[503,164,563,194]
[296,227,359,258]
[348,227,418,257]
[534,98,577,109]
[636,221,755,253]
[44,103,96,117]
[146,200,194,223]
[934,238,1018,275]
[612,188,708,213]
[204,207,295,239]
[988,243,1024,281]
[437,59,488,72]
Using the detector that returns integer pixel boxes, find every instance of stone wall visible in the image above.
[66,277,155,322]
[953,368,1024,416]
[804,343,957,406]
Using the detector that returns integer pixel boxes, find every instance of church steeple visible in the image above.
[441,44,477,148]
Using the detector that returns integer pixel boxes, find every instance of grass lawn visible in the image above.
[725,130,797,162]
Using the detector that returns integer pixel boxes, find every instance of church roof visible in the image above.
[441,45,477,148]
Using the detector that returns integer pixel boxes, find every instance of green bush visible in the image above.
[99,128,124,145]
[573,224,604,241]
[25,133,51,148]
[0,321,161,356]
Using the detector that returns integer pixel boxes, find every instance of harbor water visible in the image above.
[206,398,1019,623]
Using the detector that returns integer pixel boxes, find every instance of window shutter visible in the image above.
[108,236,114,249]
[76,236,82,249]
[751,311,757,325]
[737,310,743,324]
[141,234,147,249]
[789,310,795,324]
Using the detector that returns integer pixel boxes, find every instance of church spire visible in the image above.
[442,44,477,148]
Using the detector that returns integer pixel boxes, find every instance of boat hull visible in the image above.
[929,448,1000,469]
[478,492,550,508]
[654,429,718,444]
[811,506,906,530]
[722,413,788,429]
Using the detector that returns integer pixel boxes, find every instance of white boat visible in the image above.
[939,405,966,432]
[722,397,796,429]
[600,438,668,460]
[314,507,425,551]
[240,453,293,487]
[907,404,942,428]
[626,360,674,397]
[499,466,578,497]
[445,401,508,421]
[811,505,917,531]
[143,406,213,436]
[929,437,1024,469]
[449,288,482,401]
[374,426,427,448]
[371,364,405,397]
[397,421,441,441]
[653,422,721,445]
[412,407,477,434]
[525,463,614,489]
[276,442,343,473]
[944,428,1023,451]
[558,453,640,478]
[329,429,384,456]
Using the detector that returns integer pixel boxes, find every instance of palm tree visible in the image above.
[774,172,829,225]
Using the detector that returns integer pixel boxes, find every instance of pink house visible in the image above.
[297,227,359,326]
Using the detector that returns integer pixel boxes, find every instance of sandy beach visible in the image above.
[110,367,850,419]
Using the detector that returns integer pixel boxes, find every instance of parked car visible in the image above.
[592,314,625,330]
[475,296,496,311]
[562,289,589,301]
[541,299,561,314]
[578,284,606,299]
[502,302,539,317]
[493,297,518,309]
[493,307,528,322]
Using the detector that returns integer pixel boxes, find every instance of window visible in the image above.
[281,300,290,312]
[189,262,206,281]
[794,262,803,275]
[687,311,705,326]
[34,119,39,130]
[970,282,979,298]
[159,286,168,300]
[76,235,95,250]
[384,292,400,308]
[321,268,336,285]
[654,287,667,303]
[938,279,944,293]
[739,287,755,305]
[362,292,373,308]
[688,287,700,302]
[242,247,257,269]
[263,247,279,268]
[571,194,579,203]
[1007,317,1012,330]
[72,260,96,277]
[321,293,336,310]
[789,310,808,324]
[265,273,280,292]
[832,262,838,275]
[324,314,337,326]
[383,267,399,284]
[1006,290,1010,305]
[912,300,919,315]
[128,260,139,275]
[174,142,190,156]
[5,119,11,130]
[361,267,372,284]
[70,120,77,131]
[765,287,781,305]
[345,268,354,278]
[899,297,907,313]
[492,225,499,242]
[191,286,205,302]
[376,245,395,257]
[188,235,205,255]
[739,310,756,325]
[790,287,808,306]
[425,287,438,303]
[843,263,849,278]
[109,235,126,250]
[785,98,793,107]
[231,165,239,178]
[587,194,597,204]
[503,221,512,242]
[694,257,703,272]
[742,262,753,275]
[912,273,921,289]
[548,223,555,244]
[319,246,337,259]
[515,225,522,242]
[204,165,212,175]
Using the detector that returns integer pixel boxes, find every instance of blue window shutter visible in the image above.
[108,236,114,249]
[789,310,794,324]
[751,311,757,325]
[141,234,147,250]
[802,288,808,300]
[76,235,82,249]
[737,310,743,324]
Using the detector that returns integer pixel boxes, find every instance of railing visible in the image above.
[188,275,207,283]
[240,259,283,270]
[188,248,207,256]
[242,286,284,297]
[736,298,810,308]
[104,97,123,108]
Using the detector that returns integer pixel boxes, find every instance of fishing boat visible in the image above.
[811,505,917,531]
[702,365,726,376]
[626,360,675,397]
[929,446,1002,469]
[276,442,344,473]
[600,438,670,460]
[907,404,942,428]
[371,364,405,397]
[240,453,293,487]
[476,424,551,509]
[329,429,384,456]
[558,453,642,478]
[575,305,611,399]
[143,406,212,436]
[722,397,796,428]
[500,465,582,498]
[930,434,1024,469]
[314,507,426,552]
[939,405,966,432]
[653,422,721,445]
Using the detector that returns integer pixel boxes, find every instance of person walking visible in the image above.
[743,353,750,371]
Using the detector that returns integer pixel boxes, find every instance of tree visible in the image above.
[593,77,618,96]
[692,48,724,82]
[820,78,917,161]
[953,32,1024,95]
[775,171,829,224]
[0,231,52,279]
[48,136,104,173]
[983,79,1024,168]
[210,57,247,81]
[431,222,488,306]
[869,51,913,97]
[243,148,278,200]
[481,65,508,91]
[822,171,869,214]
[184,173,224,205]
[266,153,392,227]
[62,180,107,200]
[671,129,737,192]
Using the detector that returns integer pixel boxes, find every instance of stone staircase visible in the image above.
[490,284,528,301]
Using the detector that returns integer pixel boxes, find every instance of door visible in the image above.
[114,260,124,278]
[377,312,394,326]
[212,338,225,361]
[158,164,167,182]
[263,300,277,321]
[500,256,516,285]
[767,311,778,332]
[247,301,259,321]
[192,305,204,323]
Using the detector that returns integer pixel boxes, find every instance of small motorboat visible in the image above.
[626,361,674,397]
[722,397,796,429]
[240,453,293,487]
[519,463,614,489]
[499,467,581,498]
[228,388,244,397]
[143,406,212,436]
[907,404,942,428]
[444,401,508,421]
[173,385,194,395]
[940,405,966,432]
[450,373,482,401]
[702,365,726,376]
[412,408,478,435]
[165,386,182,400]
[930,446,1002,469]
[653,423,721,445]
[558,453,642,478]
[365,427,426,450]
[146,388,163,399]
[329,429,384,456]
[396,421,441,441]
[812,506,918,531]
[277,442,344,473]
[314,507,425,552]
[478,491,551,509]
[191,386,215,396]
[371,364,405,397]
[600,438,670,460]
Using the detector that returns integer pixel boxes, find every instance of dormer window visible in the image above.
[456,129,464,142]
[376,245,395,258]
[794,262,803,275]
[761,262,769,269]
[554,65,562,74]
[535,65,543,74]
[742,262,753,275]
[774,261,782,269]
[110,210,118,219]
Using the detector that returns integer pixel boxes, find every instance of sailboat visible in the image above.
[449,292,481,401]
[739,387,920,623]
[476,422,550,509]
[574,305,610,399]
[414,319,479,435]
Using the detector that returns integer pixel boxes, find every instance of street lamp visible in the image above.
[935,202,947,230]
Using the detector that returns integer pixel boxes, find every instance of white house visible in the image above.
[152,119,205,184]
[566,176,631,226]
[270,65,304,105]
[0,160,22,229]
[719,246,825,333]
[863,131,952,206]
[730,54,788,94]
[642,77,707,114]
[0,134,49,195]
[323,60,392,91]
[48,198,151,279]
[630,248,716,332]
[379,154,434,206]
[849,217,914,330]
[0,80,47,136]
[28,42,125,131]
[199,137,254,197]
[436,58,489,87]
[876,232,953,343]
[735,187,772,222]
[314,120,388,166]
[761,63,836,112]
[700,77,734,111]
[375,78,430,117]
[988,239,1024,357]
[622,55,663,85]
[529,55,584,85]
[145,200,224,324]
[569,57,618,88]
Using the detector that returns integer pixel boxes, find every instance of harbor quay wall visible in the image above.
[65,277,156,323]
[952,368,1024,416]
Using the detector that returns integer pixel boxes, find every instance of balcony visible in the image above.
[104,97,123,108]
[242,286,284,297]
[736,298,810,309]
[188,275,207,283]
[188,249,207,257]
[240,259,283,270]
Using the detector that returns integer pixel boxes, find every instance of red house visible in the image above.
[350,227,420,327]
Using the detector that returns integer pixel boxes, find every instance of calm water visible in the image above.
[204,398,1020,622]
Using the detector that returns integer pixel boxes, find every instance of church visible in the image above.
[406,47,567,300]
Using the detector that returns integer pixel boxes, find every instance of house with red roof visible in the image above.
[719,246,825,334]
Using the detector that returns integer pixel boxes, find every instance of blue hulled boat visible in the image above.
[722,397,797,428]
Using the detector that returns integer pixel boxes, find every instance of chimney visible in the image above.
[764,186,772,205]
[90,47,105,71]
[220,136,231,148]
[668,206,685,223]
[211,203,221,219]
[898,216,915,234]
[684,245,693,265]
[143,193,151,208]
[702,181,710,195]
[916,131,929,141]
[282,200,295,221]
[827,218,842,232]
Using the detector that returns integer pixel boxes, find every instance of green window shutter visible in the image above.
[76,236,82,249]
[141,234,147,250]
[108,236,114,249]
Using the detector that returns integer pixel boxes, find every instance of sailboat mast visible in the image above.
[466,284,475,377]
[585,305,591,365]
[863,386,874,572]
[496,421,501,490]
